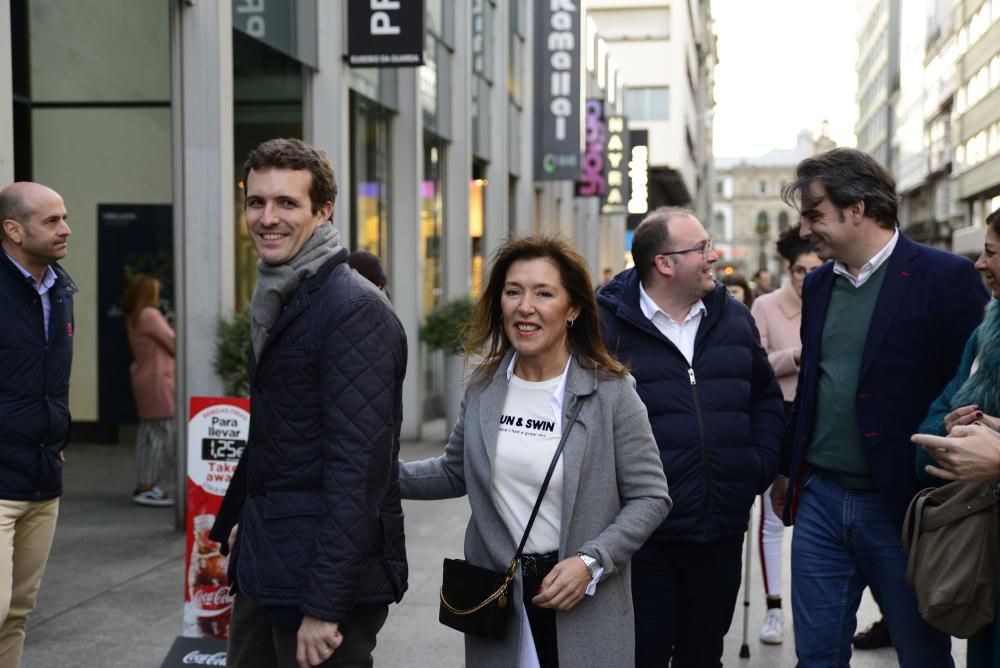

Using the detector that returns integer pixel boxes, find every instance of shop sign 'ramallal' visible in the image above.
[534,0,583,180]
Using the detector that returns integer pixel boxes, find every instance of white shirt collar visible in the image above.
[638,280,707,324]
[506,352,573,415]
[832,228,899,288]
[3,251,56,293]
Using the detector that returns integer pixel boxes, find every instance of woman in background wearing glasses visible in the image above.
[749,224,823,645]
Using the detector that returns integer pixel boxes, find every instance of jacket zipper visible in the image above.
[689,367,709,540]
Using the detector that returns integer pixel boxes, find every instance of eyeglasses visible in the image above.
[657,239,714,260]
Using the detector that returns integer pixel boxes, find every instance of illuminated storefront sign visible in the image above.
[627,129,649,229]
[601,115,628,214]
[576,99,607,198]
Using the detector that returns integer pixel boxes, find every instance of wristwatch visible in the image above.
[577,552,601,578]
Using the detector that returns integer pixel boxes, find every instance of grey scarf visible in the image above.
[250,222,343,358]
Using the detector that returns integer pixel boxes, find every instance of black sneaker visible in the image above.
[852,617,892,649]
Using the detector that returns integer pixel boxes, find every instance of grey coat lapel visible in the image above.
[560,358,598,543]
[478,353,513,468]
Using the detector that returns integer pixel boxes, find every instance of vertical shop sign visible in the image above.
[602,115,629,214]
[471,0,485,75]
[183,397,249,640]
[534,0,583,180]
[347,0,425,67]
[627,129,649,230]
[470,0,485,130]
[576,99,607,197]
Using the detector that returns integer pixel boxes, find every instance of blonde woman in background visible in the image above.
[122,274,176,507]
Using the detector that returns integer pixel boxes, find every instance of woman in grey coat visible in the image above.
[400,236,671,667]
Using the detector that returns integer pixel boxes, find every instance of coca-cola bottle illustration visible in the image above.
[188,514,233,638]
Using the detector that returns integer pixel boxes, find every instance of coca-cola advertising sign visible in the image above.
[159,636,227,667]
[183,397,249,641]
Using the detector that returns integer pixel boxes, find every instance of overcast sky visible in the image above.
[711,0,859,158]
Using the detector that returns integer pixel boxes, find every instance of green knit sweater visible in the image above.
[806,261,889,489]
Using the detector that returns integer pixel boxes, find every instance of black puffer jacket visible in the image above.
[597,270,783,543]
[0,253,76,500]
[219,251,408,623]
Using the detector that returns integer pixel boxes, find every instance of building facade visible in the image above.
[587,0,717,243]
[712,129,834,276]
[872,0,1000,255]
[2,0,646,448]
[856,0,900,172]
[952,0,1000,254]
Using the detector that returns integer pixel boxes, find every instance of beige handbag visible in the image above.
[901,481,1000,638]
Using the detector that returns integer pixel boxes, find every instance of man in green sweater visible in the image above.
[772,148,988,667]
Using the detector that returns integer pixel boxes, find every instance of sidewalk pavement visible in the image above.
[23,420,964,667]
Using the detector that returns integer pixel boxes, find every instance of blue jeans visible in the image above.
[791,474,953,668]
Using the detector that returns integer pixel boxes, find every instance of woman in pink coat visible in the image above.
[749,226,822,645]
[122,274,176,507]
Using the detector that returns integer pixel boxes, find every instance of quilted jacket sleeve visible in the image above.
[300,294,406,621]
[747,315,784,494]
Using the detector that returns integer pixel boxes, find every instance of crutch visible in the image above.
[739,503,754,659]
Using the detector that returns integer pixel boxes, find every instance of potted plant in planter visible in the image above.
[420,297,474,428]
[213,308,251,397]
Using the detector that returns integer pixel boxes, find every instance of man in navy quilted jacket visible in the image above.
[597,207,784,667]
[0,181,75,667]
[219,139,408,668]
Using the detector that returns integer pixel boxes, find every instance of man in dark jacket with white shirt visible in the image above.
[0,181,75,666]
[217,139,407,668]
[597,207,783,668]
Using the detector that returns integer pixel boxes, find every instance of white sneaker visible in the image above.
[759,608,784,644]
[132,486,175,507]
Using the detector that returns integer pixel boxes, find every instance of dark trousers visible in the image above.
[632,535,744,668]
[227,594,388,668]
[521,554,559,668]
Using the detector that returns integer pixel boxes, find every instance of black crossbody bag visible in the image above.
[438,398,584,640]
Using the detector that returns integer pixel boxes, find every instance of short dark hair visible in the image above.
[781,148,898,230]
[466,235,627,383]
[348,251,387,289]
[631,206,699,284]
[775,224,816,264]
[721,273,754,308]
[243,138,338,215]
[987,207,1000,236]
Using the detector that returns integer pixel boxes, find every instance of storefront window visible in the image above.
[470,162,487,299]
[422,134,446,419]
[422,134,445,314]
[350,93,392,268]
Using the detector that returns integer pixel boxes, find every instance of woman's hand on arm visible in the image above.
[942,404,998,433]
[531,556,591,611]
[912,423,1000,482]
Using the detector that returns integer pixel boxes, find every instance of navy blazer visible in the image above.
[780,233,988,526]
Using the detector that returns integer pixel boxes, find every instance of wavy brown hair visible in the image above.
[122,274,160,324]
[466,236,627,383]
